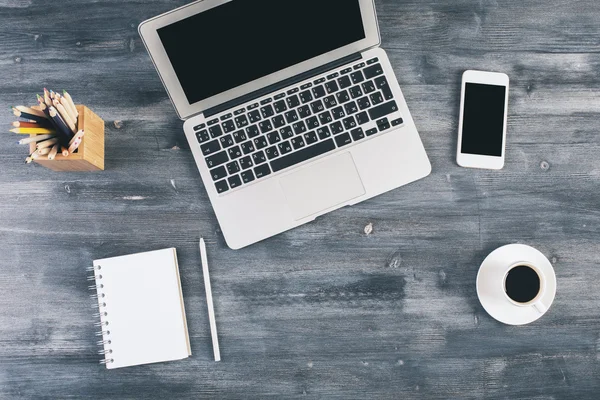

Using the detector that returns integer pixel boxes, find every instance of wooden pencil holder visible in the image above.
[30,105,105,171]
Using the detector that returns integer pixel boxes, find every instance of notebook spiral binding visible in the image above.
[89,264,114,366]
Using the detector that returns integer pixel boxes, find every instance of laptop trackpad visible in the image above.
[280,152,366,221]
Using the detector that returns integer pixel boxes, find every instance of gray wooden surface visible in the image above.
[1,0,599,398]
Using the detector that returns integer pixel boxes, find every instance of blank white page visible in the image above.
[93,248,191,369]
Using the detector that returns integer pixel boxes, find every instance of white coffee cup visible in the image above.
[503,261,547,314]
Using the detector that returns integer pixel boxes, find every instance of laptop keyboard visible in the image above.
[193,57,404,194]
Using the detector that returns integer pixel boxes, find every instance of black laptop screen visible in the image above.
[157,0,366,105]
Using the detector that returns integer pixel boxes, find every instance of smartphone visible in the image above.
[457,70,509,170]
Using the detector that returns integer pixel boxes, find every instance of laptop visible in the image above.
[139,0,431,249]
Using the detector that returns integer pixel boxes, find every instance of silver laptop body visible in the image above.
[139,0,431,249]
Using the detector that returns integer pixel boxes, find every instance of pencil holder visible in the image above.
[29,105,105,171]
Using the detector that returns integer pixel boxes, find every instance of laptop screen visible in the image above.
[158,0,366,105]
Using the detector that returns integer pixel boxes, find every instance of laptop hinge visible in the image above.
[203,53,362,118]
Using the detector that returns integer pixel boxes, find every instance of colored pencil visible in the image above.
[10,127,55,135]
[43,88,53,107]
[48,106,73,144]
[37,147,51,156]
[69,130,84,146]
[62,90,79,118]
[37,138,59,149]
[17,134,56,145]
[12,108,48,123]
[14,106,46,118]
[53,99,77,133]
[12,121,52,129]
[61,146,69,157]
[56,93,77,123]
[48,144,59,160]
[68,138,83,153]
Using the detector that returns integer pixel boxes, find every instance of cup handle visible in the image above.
[533,301,548,314]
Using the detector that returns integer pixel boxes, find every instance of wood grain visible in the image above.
[0,0,599,399]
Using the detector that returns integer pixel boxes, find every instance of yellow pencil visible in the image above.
[10,127,55,135]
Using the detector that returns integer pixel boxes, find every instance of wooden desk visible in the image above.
[1,1,599,398]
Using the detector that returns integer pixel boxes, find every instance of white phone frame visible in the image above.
[457,70,509,170]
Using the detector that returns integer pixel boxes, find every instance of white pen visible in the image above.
[200,238,221,362]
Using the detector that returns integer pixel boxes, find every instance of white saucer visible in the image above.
[476,244,557,325]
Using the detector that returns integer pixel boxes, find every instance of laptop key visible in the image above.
[215,180,229,194]
[327,72,339,80]
[284,110,299,124]
[235,115,249,128]
[265,146,279,160]
[291,136,306,150]
[278,141,292,155]
[325,81,339,94]
[312,85,326,99]
[233,130,247,143]
[259,120,273,133]
[317,126,331,140]
[318,111,333,125]
[330,121,344,134]
[274,93,286,100]
[368,101,399,121]
[209,125,223,138]
[272,115,286,129]
[323,95,337,109]
[366,128,379,136]
[287,88,299,95]
[210,166,227,181]
[300,83,313,90]
[356,111,370,125]
[228,146,242,160]
[248,110,262,123]
[332,106,345,120]
[391,118,404,126]
[246,124,260,138]
[206,151,228,168]
[201,139,221,156]
[304,131,318,145]
[196,130,210,143]
[349,86,363,99]
[274,100,287,114]
[377,117,391,131]
[362,80,376,94]
[351,128,365,141]
[222,120,236,133]
[357,96,371,110]
[344,101,358,115]
[310,100,324,114]
[219,135,234,148]
[336,90,350,104]
[338,75,351,89]
[254,163,271,179]
[193,123,206,131]
[241,170,255,184]
[287,95,300,108]
[248,103,259,110]
[279,126,294,140]
[297,105,311,119]
[253,137,268,150]
[364,64,384,79]
[354,62,365,70]
[226,160,240,174]
[241,141,255,155]
[299,90,313,104]
[306,116,319,130]
[341,67,353,75]
[260,98,272,105]
[271,139,335,173]
[267,131,281,145]
[228,175,242,189]
[260,105,274,118]
[314,77,326,85]
[367,57,379,65]
[350,71,364,84]
[334,133,352,147]
[234,107,246,115]
[207,118,219,126]
[292,121,307,135]
[370,92,384,105]
[342,116,357,131]
[240,156,253,170]
[253,151,266,165]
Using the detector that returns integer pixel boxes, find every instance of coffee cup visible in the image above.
[503,262,547,314]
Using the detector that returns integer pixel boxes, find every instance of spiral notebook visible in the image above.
[90,248,191,369]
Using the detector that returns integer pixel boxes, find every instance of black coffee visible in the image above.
[504,265,541,303]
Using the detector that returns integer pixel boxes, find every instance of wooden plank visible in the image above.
[0,0,599,398]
